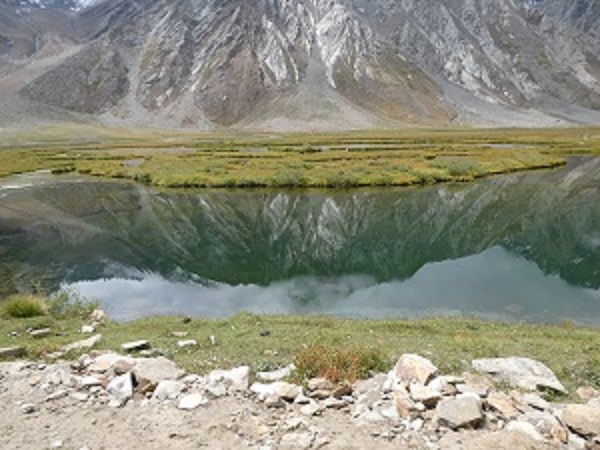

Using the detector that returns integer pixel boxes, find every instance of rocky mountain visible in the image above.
[0,0,599,129]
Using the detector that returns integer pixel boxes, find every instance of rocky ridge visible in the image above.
[1,324,599,449]
[1,0,599,129]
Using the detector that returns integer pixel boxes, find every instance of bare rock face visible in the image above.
[3,0,599,128]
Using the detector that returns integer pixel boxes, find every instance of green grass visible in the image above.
[2,295,47,318]
[1,304,599,399]
[2,125,599,189]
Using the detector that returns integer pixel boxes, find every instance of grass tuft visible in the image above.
[294,344,388,384]
[2,295,47,318]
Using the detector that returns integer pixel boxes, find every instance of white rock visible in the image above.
[521,393,549,411]
[562,404,600,438]
[177,340,198,348]
[107,373,133,406]
[505,421,544,441]
[472,357,566,393]
[121,340,151,352]
[61,335,102,353]
[300,401,323,417]
[205,381,228,399]
[153,380,186,401]
[323,397,346,409]
[70,392,89,402]
[178,393,208,410]
[436,393,484,429]
[81,376,102,387]
[409,383,442,407]
[208,366,251,392]
[88,353,133,373]
[81,325,95,334]
[134,357,184,384]
[393,354,438,385]
[21,403,38,414]
[257,365,295,382]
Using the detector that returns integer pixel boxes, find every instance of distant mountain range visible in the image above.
[0,0,599,130]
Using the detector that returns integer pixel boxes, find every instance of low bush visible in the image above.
[294,344,388,384]
[47,290,99,319]
[2,295,47,318]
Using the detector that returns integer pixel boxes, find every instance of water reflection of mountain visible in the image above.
[0,158,598,295]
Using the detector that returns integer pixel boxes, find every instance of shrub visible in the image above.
[294,344,388,384]
[47,290,99,319]
[2,295,47,318]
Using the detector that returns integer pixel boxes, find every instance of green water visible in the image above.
[0,157,598,323]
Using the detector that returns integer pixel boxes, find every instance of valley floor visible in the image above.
[1,125,599,189]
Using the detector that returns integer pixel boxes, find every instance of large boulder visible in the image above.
[471,357,566,394]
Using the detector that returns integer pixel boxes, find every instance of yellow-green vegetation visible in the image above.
[1,295,47,319]
[1,297,599,397]
[1,124,599,188]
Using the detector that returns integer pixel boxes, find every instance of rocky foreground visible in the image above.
[1,334,599,450]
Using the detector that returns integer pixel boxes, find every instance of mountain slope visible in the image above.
[1,0,600,129]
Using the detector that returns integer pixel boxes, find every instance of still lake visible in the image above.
[0,157,598,323]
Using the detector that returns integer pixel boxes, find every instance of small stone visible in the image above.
[208,366,251,392]
[308,378,334,392]
[121,340,151,352]
[505,421,544,441]
[177,340,198,348]
[49,439,64,449]
[257,365,294,382]
[205,382,227,399]
[153,380,186,401]
[70,392,89,402]
[577,386,600,402]
[0,346,25,359]
[107,373,134,406]
[113,360,134,376]
[275,382,303,402]
[394,354,438,385]
[521,393,549,411]
[62,335,102,353]
[332,384,353,399]
[89,309,107,324]
[395,390,417,418]
[81,325,95,334]
[300,401,323,417]
[265,395,286,408]
[279,430,315,450]
[45,390,69,402]
[487,392,519,419]
[436,393,484,429]
[323,397,346,409]
[171,331,189,338]
[563,404,600,438]
[21,403,38,414]
[409,383,442,407]
[178,393,209,410]
[30,328,52,339]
